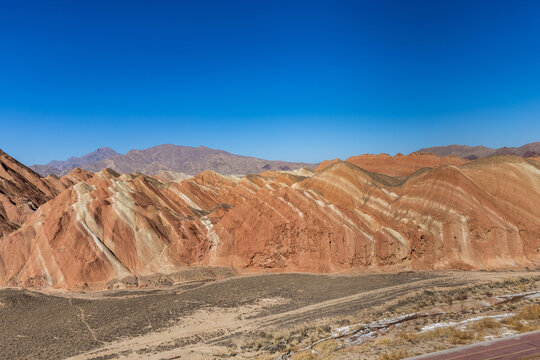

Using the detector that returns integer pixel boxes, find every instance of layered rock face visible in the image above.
[0,151,539,289]
[0,150,61,237]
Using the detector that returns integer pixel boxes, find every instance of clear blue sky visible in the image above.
[1,0,539,165]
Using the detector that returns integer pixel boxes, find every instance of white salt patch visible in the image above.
[421,313,514,332]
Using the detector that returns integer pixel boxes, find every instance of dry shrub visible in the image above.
[255,356,275,360]
[378,349,411,360]
[396,327,466,343]
[516,304,540,321]
[444,328,476,344]
[397,332,421,341]
[395,326,476,346]
[317,325,331,335]
[468,318,502,333]
[373,336,395,346]
[501,303,540,333]
[502,317,532,333]
[292,339,337,360]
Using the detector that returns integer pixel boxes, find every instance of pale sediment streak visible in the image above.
[35,245,52,286]
[73,182,131,276]
[200,217,220,262]
[278,196,304,218]
[420,313,515,332]
[34,220,67,286]
[383,227,407,247]
[110,180,176,273]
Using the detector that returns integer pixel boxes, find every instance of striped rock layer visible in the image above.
[315,152,469,176]
[0,153,539,289]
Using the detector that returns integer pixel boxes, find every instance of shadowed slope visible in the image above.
[0,150,60,237]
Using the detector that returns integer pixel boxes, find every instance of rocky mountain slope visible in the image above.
[0,150,60,237]
[417,141,540,159]
[31,144,315,176]
[1,150,538,289]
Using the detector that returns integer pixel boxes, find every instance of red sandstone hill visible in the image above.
[315,152,468,176]
[0,151,539,289]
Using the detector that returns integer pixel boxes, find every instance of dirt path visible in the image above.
[69,298,103,345]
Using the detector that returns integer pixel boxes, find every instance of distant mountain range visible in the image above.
[29,141,540,178]
[417,142,540,160]
[30,144,315,176]
[31,147,119,176]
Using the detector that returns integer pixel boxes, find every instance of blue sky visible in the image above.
[1,0,539,165]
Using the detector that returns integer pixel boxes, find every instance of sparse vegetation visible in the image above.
[292,339,338,360]
[501,303,540,333]
[378,349,411,360]
[242,275,540,360]
[468,317,502,334]
[396,326,476,345]
[516,303,540,320]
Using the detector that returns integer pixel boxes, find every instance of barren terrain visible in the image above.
[1,270,538,360]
